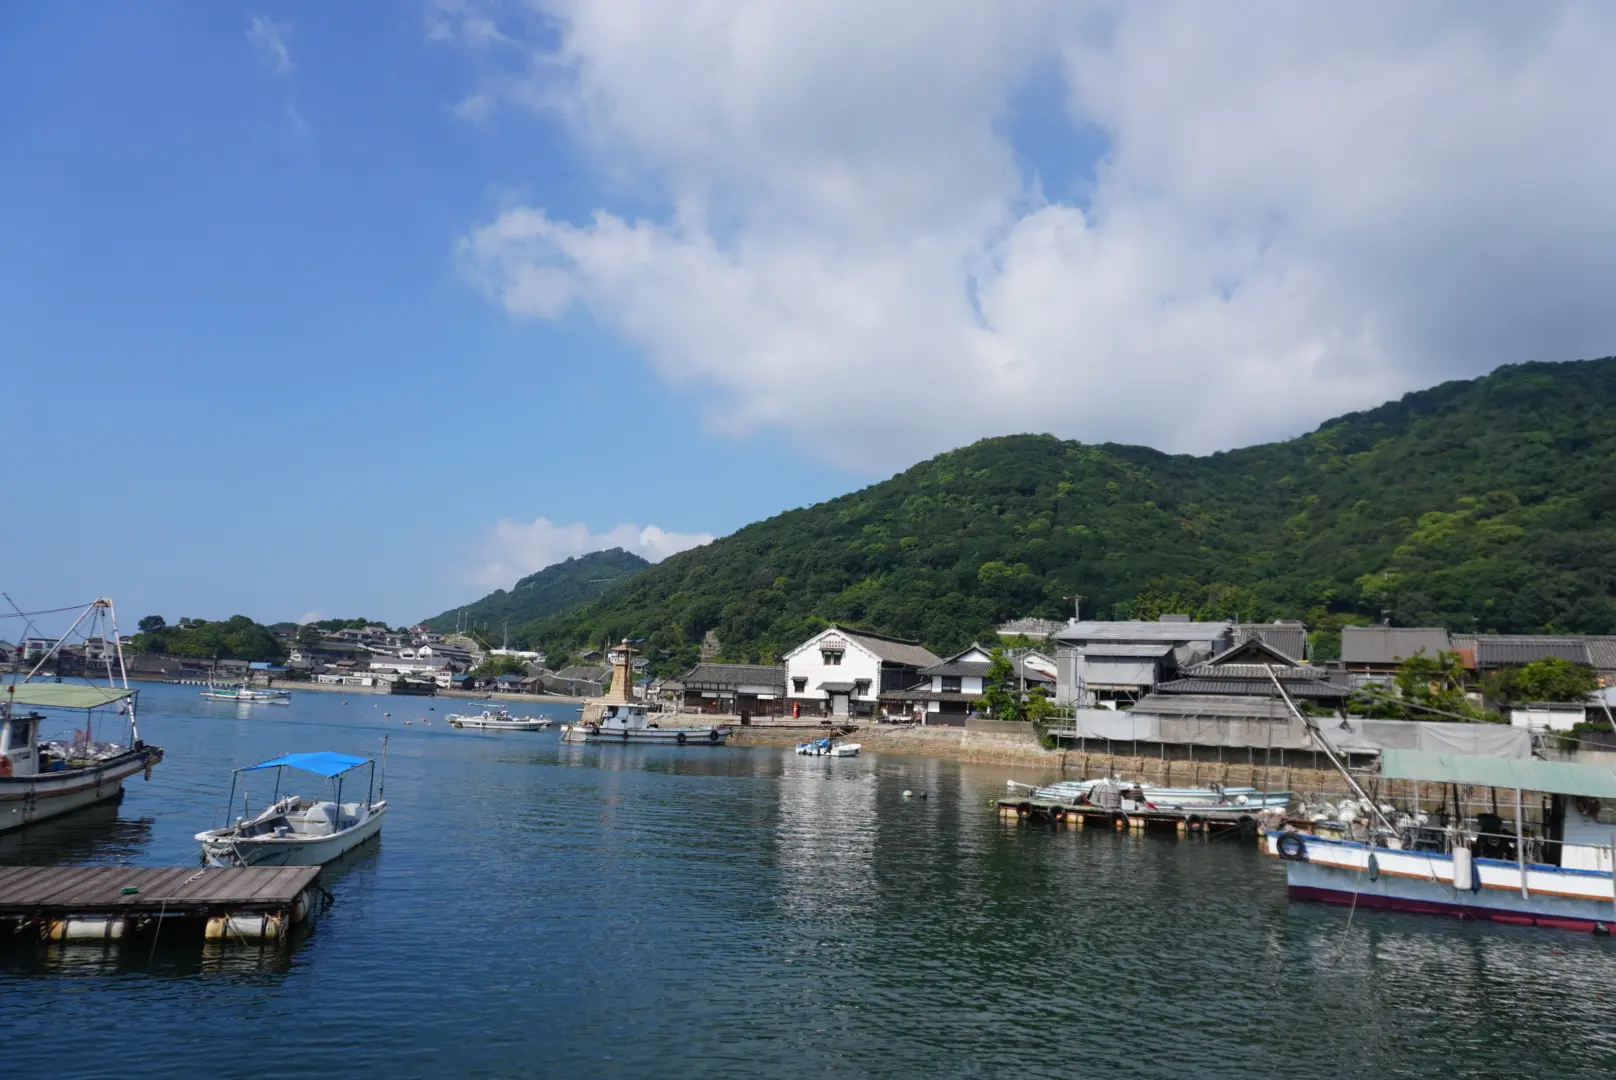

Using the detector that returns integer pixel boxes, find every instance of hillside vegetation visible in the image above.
[516,357,1616,674]
[422,548,649,637]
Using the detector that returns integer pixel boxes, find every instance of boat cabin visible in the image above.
[0,712,41,776]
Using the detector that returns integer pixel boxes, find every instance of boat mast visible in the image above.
[1264,665,1396,834]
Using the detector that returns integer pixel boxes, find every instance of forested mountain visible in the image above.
[422,548,649,637]
[518,357,1616,675]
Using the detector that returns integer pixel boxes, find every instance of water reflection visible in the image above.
[0,798,154,866]
[775,753,878,917]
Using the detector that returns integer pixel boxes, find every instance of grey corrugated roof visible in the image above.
[817,681,860,693]
[1076,643,1176,657]
[1156,676,1349,699]
[1131,693,1297,719]
[1233,623,1309,661]
[1340,627,1452,666]
[1056,620,1232,643]
[678,663,786,690]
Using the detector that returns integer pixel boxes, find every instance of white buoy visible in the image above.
[902,790,912,799]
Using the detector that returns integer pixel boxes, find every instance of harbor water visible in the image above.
[3,682,1615,1078]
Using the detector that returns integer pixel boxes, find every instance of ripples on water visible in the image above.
[3,685,1615,1078]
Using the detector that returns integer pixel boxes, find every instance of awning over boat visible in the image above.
[240,751,370,777]
[2,683,137,710]
[1379,749,1616,798]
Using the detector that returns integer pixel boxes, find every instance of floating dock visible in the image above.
[996,797,1271,837]
[0,865,322,943]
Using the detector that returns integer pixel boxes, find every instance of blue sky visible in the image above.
[6,3,1615,633]
[0,4,862,629]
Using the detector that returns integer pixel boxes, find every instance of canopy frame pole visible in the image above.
[21,600,98,683]
[1265,666,1395,834]
[1515,787,1528,899]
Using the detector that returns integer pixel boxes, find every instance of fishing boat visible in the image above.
[0,598,164,833]
[1258,669,1616,932]
[448,705,552,731]
[560,640,729,746]
[200,683,290,704]
[195,747,387,867]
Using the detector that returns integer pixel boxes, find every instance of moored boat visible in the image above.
[795,737,861,757]
[448,705,552,731]
[200,683,290,704]
[1,599,163,833]
[195,747,387,867]
[560,640,729,746]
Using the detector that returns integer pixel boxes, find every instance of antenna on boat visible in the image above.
[1264,665,1395,834]
[378,734,389,803]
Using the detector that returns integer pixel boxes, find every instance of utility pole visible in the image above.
[1063,595,1085,622]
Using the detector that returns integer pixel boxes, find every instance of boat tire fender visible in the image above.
[676,731,687,745]
[708,730,720,743]
[1017,802,1032,818]
[1277,833,1309,862]
[1367,852,1380,882]
[1110,811,1128,829]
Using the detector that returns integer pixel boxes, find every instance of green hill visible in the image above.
[422,548,650,636]
[519,356,1616,674]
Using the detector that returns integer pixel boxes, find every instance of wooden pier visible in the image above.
[996,797,1271,838]
[0,865,322,943]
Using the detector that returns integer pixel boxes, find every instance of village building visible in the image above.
[1053,617,1234,706]
[881,643,1056,724]
[672,663,787,716]
[1231,621,1309,661]
[784,626,940,718]
[1154,637,1349,704]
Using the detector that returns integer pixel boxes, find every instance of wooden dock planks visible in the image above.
[0,865,321,914]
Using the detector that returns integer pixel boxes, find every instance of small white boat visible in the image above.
[195,748,387,867]
[447,705,552,731]
[795,737,860,757]
[200,684,290,705]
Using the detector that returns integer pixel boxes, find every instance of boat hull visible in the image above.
[561,724,727,745]
[0,747,163,834]
[1268,831,1616,932]
[200,803,387,868]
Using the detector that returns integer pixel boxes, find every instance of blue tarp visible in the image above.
[241,751,370,777]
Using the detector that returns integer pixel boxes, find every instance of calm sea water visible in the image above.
[3,682,1615,1078]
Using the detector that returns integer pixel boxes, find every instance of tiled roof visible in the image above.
[1472,636,1590,668]
[817,681,860,693]
[678,663,786,690]
[918,660,993,677]
[1233,623,1308,660]
[1339,627,1452,666]
[1156,676,1349,699]
[832,627,941,668]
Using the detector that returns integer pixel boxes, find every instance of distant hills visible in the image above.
[421,548,649,639]
[500,356,1616,674]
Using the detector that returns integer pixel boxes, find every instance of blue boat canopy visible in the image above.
[240,751,370,777]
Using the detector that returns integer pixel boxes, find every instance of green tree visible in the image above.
[137,615,166,633]
[473,655,530,678]
[1483,657,1598,704]
[980,647,1020,720]
[1351,650,1494,721]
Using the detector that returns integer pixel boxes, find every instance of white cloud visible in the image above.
[451,2,1616,470]
[247,14,295,78]
[470,517,713,589]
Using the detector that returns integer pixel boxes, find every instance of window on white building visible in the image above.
[821,650,843,665]
[792,677,807,692]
